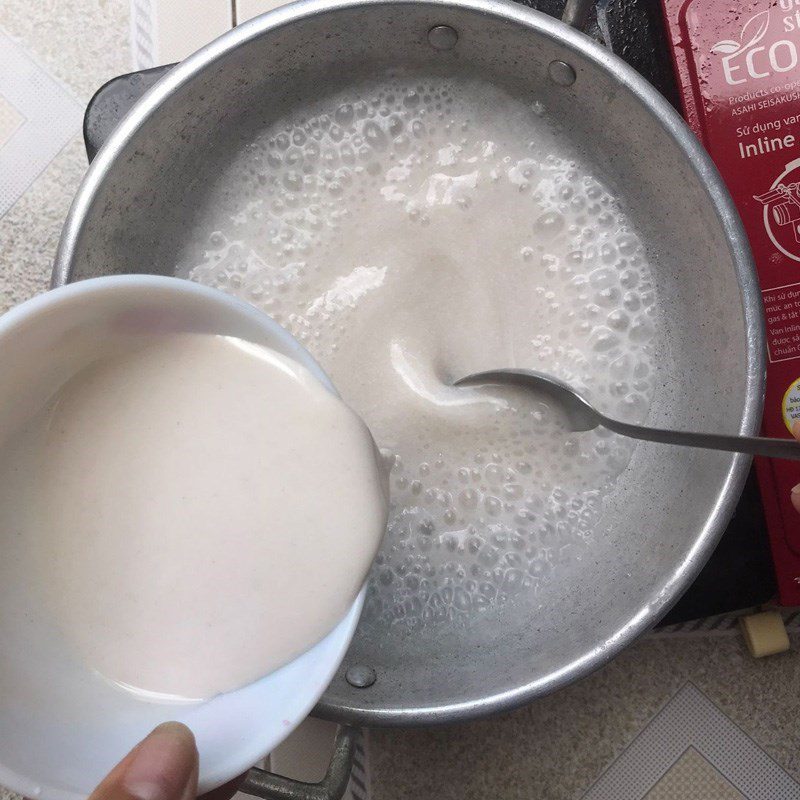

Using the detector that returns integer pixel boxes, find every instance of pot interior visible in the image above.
[58,0,760,724]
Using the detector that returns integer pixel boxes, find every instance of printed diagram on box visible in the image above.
[782,377,800,433]
[755,158,800,262]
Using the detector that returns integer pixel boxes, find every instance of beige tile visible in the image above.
[151,0,232,63]
[0,0,130,102]
[369,633,800,800]
[645,749,744,800]
[0,94,23,146]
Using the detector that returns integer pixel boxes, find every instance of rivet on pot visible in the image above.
[428,25,459,51]
[346,664,377,688]
[548,60,577,87]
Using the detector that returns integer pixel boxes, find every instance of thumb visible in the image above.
[89,722,199,800]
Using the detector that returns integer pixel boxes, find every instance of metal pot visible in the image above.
[53,0,763,757]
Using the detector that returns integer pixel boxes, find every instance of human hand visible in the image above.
[88,722,242,800]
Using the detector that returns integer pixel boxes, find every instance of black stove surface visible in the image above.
[82,0,777,625]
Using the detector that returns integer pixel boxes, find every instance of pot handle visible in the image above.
[239,726,358,800]
[561,0,593,30]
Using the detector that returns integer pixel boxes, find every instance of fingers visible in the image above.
[89,722,199,800]
[792,422,800,514]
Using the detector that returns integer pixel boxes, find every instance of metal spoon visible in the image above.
[455,368,800,461]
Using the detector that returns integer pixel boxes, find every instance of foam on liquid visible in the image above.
[184,75,660,630]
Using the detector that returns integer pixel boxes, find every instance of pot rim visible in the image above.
[51,0,766,726]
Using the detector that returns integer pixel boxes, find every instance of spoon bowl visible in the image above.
[456,368,800,461]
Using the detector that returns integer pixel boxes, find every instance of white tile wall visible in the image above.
[235,0,292,24]
[131,0,295,67]
[148,0,231,63]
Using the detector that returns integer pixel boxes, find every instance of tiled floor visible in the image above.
[0,0,128,315]
[369,631,800,800]
[0,29,83,218]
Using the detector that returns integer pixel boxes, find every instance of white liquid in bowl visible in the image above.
[0,333,387,700]
[184,75,663,630]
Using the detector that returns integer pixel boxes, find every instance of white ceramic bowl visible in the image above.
[0,275,365,800]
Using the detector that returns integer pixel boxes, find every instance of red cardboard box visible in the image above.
[661,0,800,603]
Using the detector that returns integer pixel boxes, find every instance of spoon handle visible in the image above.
[600,416,800,461]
